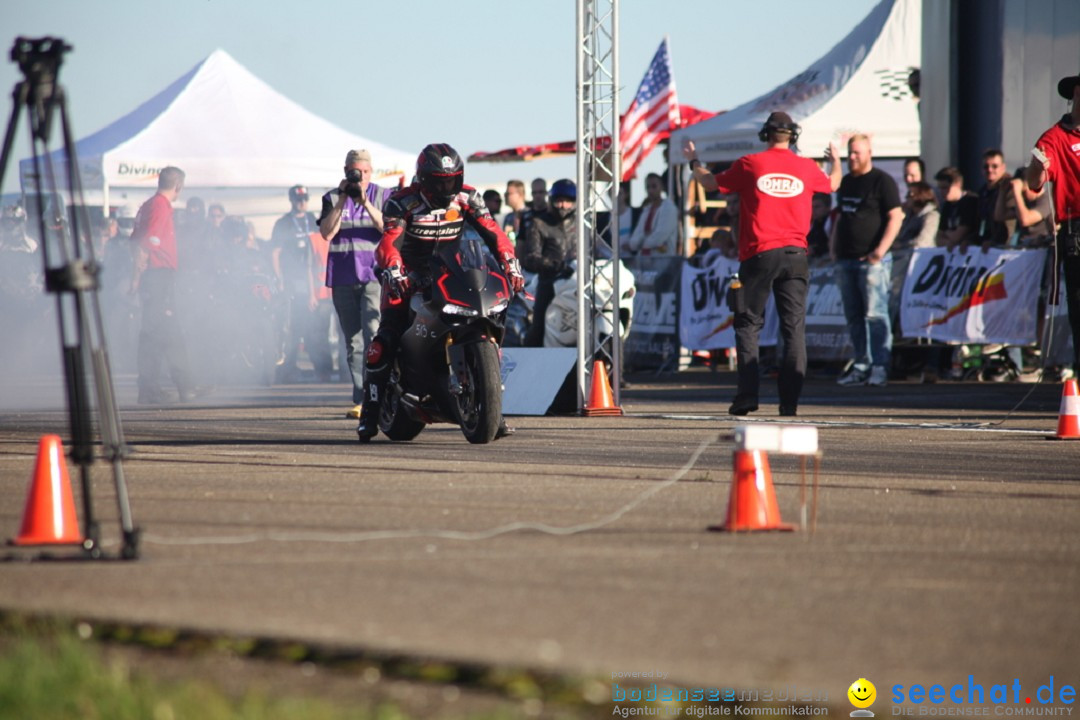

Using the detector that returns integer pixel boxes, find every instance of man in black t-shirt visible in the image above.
[975,149,1012,249]
[830,134,903,387]
[934,167,978,248]
[806,192,833,259]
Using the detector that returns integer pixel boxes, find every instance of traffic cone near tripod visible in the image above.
[584,360,623,417]
[708,449,796,532]
[1049,378,1080,440]
[10,435,82,546]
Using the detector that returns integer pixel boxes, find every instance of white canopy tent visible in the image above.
[669,0,921,165]
[19,49,416,231]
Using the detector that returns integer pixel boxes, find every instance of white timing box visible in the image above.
[734,424,819,455]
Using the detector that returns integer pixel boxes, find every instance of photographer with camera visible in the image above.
[319,149,394,418]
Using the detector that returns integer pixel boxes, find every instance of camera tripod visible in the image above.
[0,37,139,559]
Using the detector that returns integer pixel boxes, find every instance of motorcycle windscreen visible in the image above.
[450,235,490,271]
[438,235,497,287]
[435,236,509,312]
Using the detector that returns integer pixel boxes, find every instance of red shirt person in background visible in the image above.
[684,112,841,417]
[1027,69,1080,376]
[130,166,194,404]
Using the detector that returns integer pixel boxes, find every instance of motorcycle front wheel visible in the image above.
[456,341,502,445]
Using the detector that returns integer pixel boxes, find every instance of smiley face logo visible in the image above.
[848,678,876,709]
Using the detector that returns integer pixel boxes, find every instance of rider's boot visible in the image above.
[357,335,393,443]
[495,416,515,439]
[356,391,380,443]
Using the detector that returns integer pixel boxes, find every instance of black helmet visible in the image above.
[549,178,577,202]
[417,143,464,208]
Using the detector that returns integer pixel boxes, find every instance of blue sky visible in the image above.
[0,0,879,199]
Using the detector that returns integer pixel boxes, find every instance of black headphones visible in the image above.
[758,118,801,144]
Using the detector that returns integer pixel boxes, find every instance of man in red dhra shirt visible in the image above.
[130,166,193,404]
[683,112,841,417]
[1027,69,1080,376]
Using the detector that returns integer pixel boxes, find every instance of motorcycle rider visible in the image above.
[357,143,525,441]
[522,178,577,347]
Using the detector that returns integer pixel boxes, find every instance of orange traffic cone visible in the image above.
[584,360,623,417]
[708,449,796,532]
[1049,378,1080,440]
[11,435,83,546]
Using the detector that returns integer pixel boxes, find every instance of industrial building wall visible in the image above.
[919,0,955,176]
[920,0,1080,188]
[1001,0,1080,173]
[957,0,1004,181]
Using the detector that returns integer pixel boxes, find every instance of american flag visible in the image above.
[620,38,680,182]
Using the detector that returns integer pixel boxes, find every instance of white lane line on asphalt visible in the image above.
[634,414,1053,435]
[131,431,724,548]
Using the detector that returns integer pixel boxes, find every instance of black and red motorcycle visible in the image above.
[378,235,513,444]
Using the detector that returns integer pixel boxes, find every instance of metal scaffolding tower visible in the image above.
[575,0,621,412]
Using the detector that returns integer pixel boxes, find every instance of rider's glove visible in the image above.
[501,252,525,293]
[385,265,411,300]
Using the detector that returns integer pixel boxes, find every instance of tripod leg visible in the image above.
[0,81,27,194]
[33,110,102,555]
[59,92,139,559]
[91,339,139,559]
[57,87,96,261]
[62,341,99,552]
[90,329,140,558]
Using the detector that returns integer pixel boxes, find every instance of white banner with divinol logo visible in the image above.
[624,256,684,371]
[900,248,1047,344]
[679,251,777,350]
[805,262,854,361]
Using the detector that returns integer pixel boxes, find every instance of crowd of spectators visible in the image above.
[896,151,1058,383]
[0,189,327,397]
[686,138,1065,385]
[2,127,1072,395]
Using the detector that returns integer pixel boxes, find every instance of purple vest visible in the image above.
[323,184,393,286]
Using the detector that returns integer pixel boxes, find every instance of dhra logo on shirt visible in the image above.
[757,173,805,198]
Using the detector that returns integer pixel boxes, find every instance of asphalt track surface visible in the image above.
[1,369,1078,699]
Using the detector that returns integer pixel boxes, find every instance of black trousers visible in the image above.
[1058,227,1080,372]
[137,268,191,395]
[733,246,809,408]
[523,273,557,347]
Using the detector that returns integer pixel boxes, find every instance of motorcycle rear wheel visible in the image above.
[456,341,502,445]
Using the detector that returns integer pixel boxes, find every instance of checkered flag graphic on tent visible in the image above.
[620,38,680,182]
[875,68,916,100]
